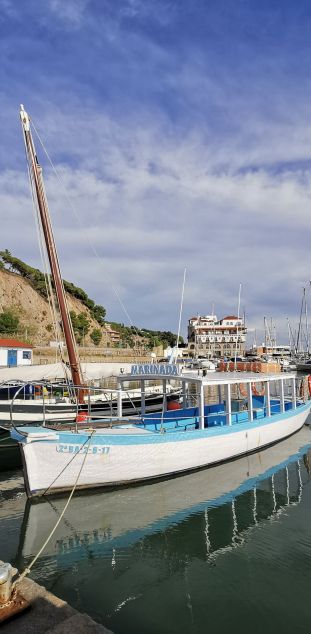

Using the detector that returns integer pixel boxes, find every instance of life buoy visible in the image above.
[238,383,248,397]
[251,382,265,396]
[34,384,41,399]
[308,375,311,397]
[167,400,181,411]
[76,412,90,423]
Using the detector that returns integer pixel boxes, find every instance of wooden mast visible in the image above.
[20,105,85,399]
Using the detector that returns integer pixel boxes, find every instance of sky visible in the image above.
[1,0,311,344]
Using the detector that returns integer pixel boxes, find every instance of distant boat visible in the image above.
[0,380,180,471]
[297,359,311,372]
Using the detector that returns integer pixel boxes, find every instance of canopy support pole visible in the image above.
[247,382,253,422]
[291,377,297,409]
[279,379,285,413]
[225,383,232,425]
[266,381,271,417]
[140,380,145,416]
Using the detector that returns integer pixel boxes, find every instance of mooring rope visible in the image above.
[13,430,95,589]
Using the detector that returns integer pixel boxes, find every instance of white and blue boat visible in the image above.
[16,106,311,498]
[11,365,311,498]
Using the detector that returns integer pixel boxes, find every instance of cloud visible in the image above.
[1,1,311,342]
[2,107,311,340]
[46,0,90,28]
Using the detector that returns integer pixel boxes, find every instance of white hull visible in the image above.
[20,426,311,559]
[19,404,310,497]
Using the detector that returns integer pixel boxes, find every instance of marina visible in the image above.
[2,3,311,631]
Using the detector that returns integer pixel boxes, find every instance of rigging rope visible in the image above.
[13,430,95,589]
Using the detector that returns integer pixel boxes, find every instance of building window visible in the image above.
[23,351,31,360]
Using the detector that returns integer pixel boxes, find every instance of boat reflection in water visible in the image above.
[17,428,311,572]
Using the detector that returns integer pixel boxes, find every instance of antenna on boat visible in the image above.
[296,287,305,356]
[305,281,311,356]
[168,268,187,364]
[19,105,85,401]
[176,268,187,350]
[233,283,242,371]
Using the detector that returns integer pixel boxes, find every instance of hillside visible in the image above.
[0,254,181,350]
[0,267,112,346]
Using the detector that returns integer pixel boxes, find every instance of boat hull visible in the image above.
[0,427,21,471]
[17,402,311,497]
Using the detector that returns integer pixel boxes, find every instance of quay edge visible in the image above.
[1,574,113,633]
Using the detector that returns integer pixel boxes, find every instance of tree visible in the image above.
[69,311,90,343]
[0,310,19,334]
[90,328,102,346]
[91,304,106,323]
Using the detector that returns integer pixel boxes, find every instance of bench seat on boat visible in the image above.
[138,417,198,432]
[232,411,249,424]
[206,415,226,427]
[253,408,264,419]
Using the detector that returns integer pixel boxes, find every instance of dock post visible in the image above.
[0,562,13,606]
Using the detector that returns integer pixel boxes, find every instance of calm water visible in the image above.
[1,427,311,633]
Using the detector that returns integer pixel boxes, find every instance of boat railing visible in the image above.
[6,379,182,431]
[6,375,309,434]
[85,393,306,432]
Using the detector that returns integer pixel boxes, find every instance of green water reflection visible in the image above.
[1,427,311,634]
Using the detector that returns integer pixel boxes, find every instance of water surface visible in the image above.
[1,427,311,633]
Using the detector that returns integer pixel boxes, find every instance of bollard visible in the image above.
[0,562,13,605]
[0,561,29,623]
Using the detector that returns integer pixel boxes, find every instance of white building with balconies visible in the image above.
[188,314,247,359]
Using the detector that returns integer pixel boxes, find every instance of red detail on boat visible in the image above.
[76,412,89,423]
[167,400,181,410]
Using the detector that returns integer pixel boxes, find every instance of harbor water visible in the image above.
[1,426,311,633]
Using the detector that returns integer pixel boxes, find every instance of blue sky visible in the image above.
[1,0,311,343]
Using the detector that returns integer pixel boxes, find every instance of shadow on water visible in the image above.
[1,427,311,634]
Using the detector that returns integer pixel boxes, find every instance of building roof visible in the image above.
[222,315,239,320]
[0,338,33,349]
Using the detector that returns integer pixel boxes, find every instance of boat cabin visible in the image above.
[116,364,301,431]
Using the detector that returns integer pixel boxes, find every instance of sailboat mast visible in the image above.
[296,287,305,356]
[20,105,84,394]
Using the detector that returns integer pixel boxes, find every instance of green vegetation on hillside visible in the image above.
[0,309,19,334]
[0,250,106,326]
[0,250,183,349]
[109,323,183,349]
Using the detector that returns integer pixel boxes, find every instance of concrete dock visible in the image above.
[1,575,113,633]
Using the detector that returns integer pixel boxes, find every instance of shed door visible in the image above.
[7,349,17,367]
